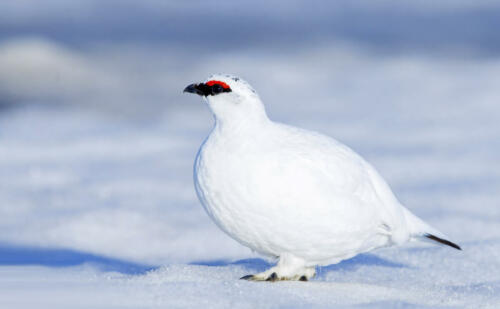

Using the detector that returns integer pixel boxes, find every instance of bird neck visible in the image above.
[210,97,270,136]
[213,111,270,137]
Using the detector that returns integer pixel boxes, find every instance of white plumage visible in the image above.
[184,74,460,281]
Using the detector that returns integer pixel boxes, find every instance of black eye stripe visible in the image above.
[212,84,223,92]
[188,82,232,96]
[209,83,231,96]
[197,83,212,96]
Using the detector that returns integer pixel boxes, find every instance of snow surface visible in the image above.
[0,39,500,308]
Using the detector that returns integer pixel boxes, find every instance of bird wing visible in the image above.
[271,123,460,250]
[271,123,407,234]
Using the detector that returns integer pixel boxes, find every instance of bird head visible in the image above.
[184,74,268,125]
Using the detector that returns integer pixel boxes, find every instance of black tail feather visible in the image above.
[425,234,462,250]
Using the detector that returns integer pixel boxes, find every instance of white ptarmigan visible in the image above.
[184,74,461,282]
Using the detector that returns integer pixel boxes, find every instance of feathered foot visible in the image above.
[240,254,315,282]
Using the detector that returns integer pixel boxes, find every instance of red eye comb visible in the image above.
[206,80,230,89]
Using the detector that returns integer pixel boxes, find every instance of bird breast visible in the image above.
[193,126,389,261]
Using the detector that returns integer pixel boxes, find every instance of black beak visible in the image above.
[183,83,207,96]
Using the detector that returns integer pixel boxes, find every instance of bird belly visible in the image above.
[194,150,389,264]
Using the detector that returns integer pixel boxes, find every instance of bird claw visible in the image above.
[240,272,279,282]
[239,274,255,280]
[265,272,278,282]
[240,272,309,282]
[240,257,315,282]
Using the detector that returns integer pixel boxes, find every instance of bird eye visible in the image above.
[212,84,223,95]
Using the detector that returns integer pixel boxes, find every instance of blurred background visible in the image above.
[0,0,499,267]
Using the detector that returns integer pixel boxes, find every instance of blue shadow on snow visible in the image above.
[0,243,157,275]
[192,253,407,276]
[192,257,273,273]
[0,243,407,277]
[320,253,406,271]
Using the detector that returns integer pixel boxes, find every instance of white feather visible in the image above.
[192,74,458,277]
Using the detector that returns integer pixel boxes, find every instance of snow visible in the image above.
[1,51,499,307]
[1,3,500,306]
[1,250,499,308]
